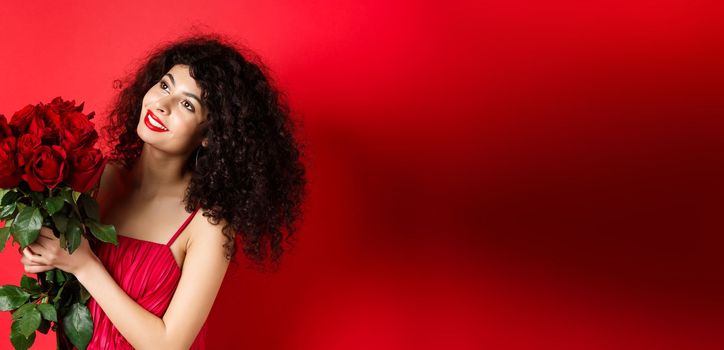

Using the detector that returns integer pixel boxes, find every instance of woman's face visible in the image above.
[137,64,208,155]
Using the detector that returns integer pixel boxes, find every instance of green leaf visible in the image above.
[45,270,56,285]
[66,217,82,254]
[37,303,57,322]
[0,285,31,311]
[52,283,65,304]
[72,191,81,204]
[1,190,20,206]
[86,220,118,245]
[0,201,17,219]
[11,303,36,321]
[60,189,74,205]
[20,275,40,293]
[0,188,8,200]
[78,194,99,221]
[63,303,93,350]
[55,270,67,285]
[44,196,65,216]
[11,207,42,249]
[10,328,35,350]
[12,306,41,338]
[0,226,11,253]
[52,213,69,234]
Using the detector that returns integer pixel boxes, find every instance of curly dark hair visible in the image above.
[101,32,307,271]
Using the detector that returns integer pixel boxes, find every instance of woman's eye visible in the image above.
[183,101,195,112]
[160,81,168,90]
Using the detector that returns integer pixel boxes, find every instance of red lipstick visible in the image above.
[144,110,169,132]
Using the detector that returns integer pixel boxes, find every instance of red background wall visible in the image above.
[1,0,723,349]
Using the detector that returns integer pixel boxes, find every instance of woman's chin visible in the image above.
[137,124,158,143]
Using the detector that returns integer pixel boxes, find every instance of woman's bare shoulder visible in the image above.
[105,159,124,173]
[95,160,125,200]
[101,160,126,184]
[189,209,229,248]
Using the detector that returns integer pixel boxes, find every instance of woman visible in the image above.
[17,33,307,349]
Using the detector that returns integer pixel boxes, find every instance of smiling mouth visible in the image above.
[144,110,169,131]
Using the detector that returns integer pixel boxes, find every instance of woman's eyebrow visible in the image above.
[164,73,205,108]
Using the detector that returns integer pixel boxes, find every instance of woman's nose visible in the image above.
[153,97,172,115]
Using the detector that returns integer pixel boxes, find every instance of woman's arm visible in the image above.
[74,219,230,349]
[22,215,231,349]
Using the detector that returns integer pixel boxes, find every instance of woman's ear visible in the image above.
[202,138,208,147]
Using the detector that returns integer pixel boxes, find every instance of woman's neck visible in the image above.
[129,144,193,200]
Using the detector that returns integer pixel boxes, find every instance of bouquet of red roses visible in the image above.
[0,97,118,350]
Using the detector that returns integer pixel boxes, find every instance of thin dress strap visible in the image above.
[166,206,201,247]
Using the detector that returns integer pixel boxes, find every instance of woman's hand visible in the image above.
[19,226,100,275]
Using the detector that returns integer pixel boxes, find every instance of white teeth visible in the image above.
[147,113,168,130]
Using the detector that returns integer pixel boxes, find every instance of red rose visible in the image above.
[48,96,78,114]
[61,111,98,152]
[0,137,21,188]
[40,126,62,146]
[10,104,45,136]
[21,145,68,192]
[0,114,13,139]
[48,96,94,122]
[40,104,62,131]
[36,103,63,147]
[17,133,41,167]
[67,148,105,193]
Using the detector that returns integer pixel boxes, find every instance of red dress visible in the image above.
[86,205,208,349]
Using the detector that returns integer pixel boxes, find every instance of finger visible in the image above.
[20,253,51,266]
[28,236,48,250]
[20,255,43,266]
[22,246,39,259]
[22,247,47,265]
[23,264,54,274]
[27,242,47,254]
